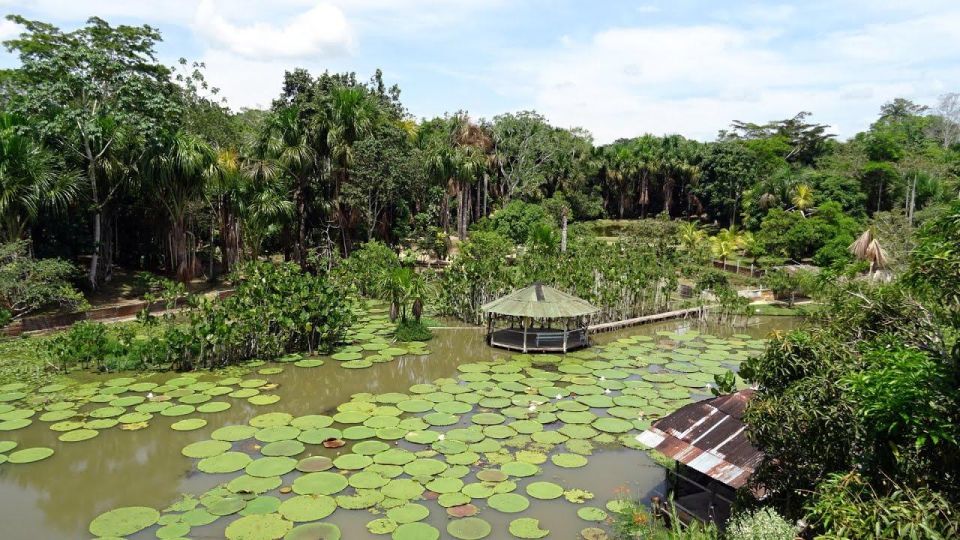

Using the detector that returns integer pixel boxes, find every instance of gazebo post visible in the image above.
[486,313,493,345]
[562,318,568,352]
[522,317,528,353]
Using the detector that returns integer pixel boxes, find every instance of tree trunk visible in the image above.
[89,210,101,289]
[561,211,568,253]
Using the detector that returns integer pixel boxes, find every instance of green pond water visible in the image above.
[0,315,800,539]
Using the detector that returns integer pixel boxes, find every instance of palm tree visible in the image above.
[327,86,380,254]
[791,183,814,216]
[449,113,492,239]
[0,113,78,242]
[406,273,429,323]
[145,131,215,282]
[848,228,888,274]
[678,222,706,252]
[261,107,318,266]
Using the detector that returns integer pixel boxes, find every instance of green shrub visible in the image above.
[726,507,795,540]
[609,496,719,540]
[47,261,353,371]
[334,240,400,297]
[0,241,87,323]
[806,473,959,540]
[395,319,432,341]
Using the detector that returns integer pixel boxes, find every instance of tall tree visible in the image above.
[4,15,180,287]
[0,113,78,242]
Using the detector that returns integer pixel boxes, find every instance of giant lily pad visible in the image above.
[447,517,491,540]
[526,481,564,500]
[509,518,549,539]
[198,452,253,474]
[246,456,297,477]
[278,494,336,522]
[225,513,293,540]
[285,522,341,540]
[382,478,425,500]
[89,506,160,537]
[386,503,429,524]
[292,472,348,495]
[392,522,439,540]
[487,493,529,513]
[172,418,207,431]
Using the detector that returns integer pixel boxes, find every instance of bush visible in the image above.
[726,507,795,540]
[806,473,959,540]
[395,319,432,341]
[334,240,400,297]
[48,261,353,371]
[0,241,86,323]
[484,200,555,245]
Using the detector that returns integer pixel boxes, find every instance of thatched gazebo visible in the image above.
[481,283,599,353]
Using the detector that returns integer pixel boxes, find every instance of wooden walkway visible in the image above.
[587,306,704,333]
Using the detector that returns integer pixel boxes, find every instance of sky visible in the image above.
[0,0,957,144]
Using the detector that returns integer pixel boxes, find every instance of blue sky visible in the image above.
[1,0,957,143]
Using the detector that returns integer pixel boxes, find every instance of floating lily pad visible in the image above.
[552,453,589,468]
[198,401,232,413]
[488,493,529,513]
[249,394,281,406]
[224,513,292,540]
[228,475,282,495]
[260,439,305,457]
[333,453,372,470]
[447,517,491,540]
[296,456,333,472]
[577,506,608,522]
[509,518,549,539]
[0,418,32,431]
[294,359,325,368]
[386,502,429,524]
[293,472,348,495]
[382,478,425,500]
[526,481,565,500]
[58,428,99,442]
[392,522,439,540]
[198,451,253,474]
[207,495,247,516]
[160,404,196,417]
[285,522,341,540]
[501,461,539,477]
[88,506,160,537]
[246,456,297,478]
[7,446,54,463]
[171,418,207,431]
[367,518,398,535]
[278,494,336,522]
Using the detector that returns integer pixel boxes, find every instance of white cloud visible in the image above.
[0,18,22,40]
[192,0,353,60]
[495,10,960,143]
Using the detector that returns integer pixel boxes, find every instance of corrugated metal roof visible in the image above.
[636,389,763,489]
[481,283,600,319]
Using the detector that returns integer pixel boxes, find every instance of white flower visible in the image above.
[604,388,611,394]
[437,434,445,441]
[599,376,606,381]
[555,394,562,400]
[147,392,154,399]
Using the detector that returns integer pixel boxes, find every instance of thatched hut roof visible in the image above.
[481,283,599,319]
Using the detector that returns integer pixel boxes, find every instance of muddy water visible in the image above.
[0,317,801,539]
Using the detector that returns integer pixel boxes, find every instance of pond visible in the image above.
[0,315,800,539]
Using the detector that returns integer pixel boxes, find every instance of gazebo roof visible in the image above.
[481,283,599,319]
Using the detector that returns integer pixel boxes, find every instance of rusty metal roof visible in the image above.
[636,389,762,490]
